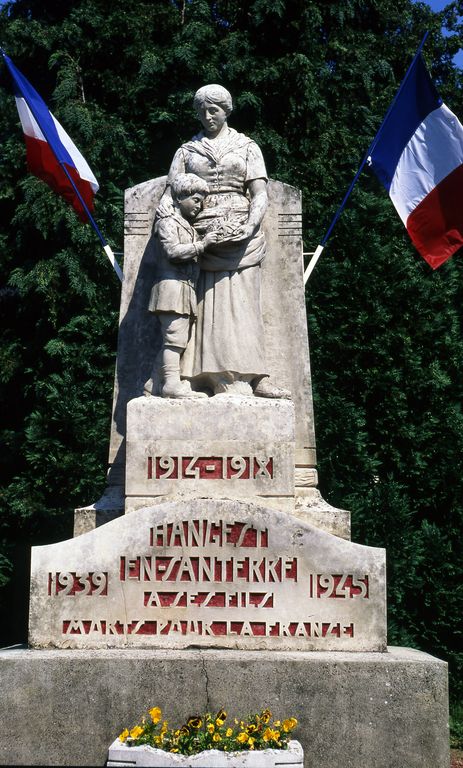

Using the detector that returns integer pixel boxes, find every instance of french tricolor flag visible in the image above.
[2,52,99,222]
[368,54,463,270]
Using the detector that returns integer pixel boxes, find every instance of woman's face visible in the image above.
[196,101,228,137]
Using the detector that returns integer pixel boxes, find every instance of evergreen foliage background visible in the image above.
[0,0,462,735]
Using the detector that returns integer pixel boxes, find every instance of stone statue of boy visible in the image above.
[147,172,220,398]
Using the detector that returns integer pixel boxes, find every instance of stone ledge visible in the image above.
[0,646,448,768]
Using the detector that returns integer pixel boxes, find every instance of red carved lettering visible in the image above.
[253,457,273,478]
[249,592,274,607]
[210,621,226,635]
[205,592,225,606]
[250,622,266,635]
[149,457,274,481]
[184,457,224,479]
[316,574,369,599]
[227,457,250,479]
[135,621,157,635]
[156,456,179,479]
[50,572,108,596]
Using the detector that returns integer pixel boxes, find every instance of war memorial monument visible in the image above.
[0,85,449,767]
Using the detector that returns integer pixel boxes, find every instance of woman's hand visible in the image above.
[226,223,255,242]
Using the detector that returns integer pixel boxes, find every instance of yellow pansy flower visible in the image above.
[148,706,162,724]
[226,728,233,737]
[119,729,129,743]
[129,725,144,740]
[207,723,215,734]
[237,732,249,744]
[261,709,272,724]
[188,716,202,729]
[248,737,256,750]
[215,708,227,726]
[263,727,279,742]
[213,733,222,742]
[282,717,298,732]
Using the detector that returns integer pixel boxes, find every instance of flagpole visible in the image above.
[1,50,123,282]
[58,162,123,282]
[304,30,430,285]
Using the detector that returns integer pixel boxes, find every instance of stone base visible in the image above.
[0,646,448,767]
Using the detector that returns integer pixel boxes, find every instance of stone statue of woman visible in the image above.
[154,84,290,399]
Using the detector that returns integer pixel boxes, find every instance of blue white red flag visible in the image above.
[2,52,99,222]
[368,55,463,270]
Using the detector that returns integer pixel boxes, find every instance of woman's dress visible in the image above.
[166,127,268,386]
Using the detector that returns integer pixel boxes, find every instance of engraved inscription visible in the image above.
[308,573,369,599]
[31,508,384,651]
[149,520,269,548]
[48,571,108,596]
[119,555,298,583]
[147,456,274,480]
[62,619,354,638]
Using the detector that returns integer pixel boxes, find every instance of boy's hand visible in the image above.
[202,231,221,249]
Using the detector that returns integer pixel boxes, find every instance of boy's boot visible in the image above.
[161,364,206,399]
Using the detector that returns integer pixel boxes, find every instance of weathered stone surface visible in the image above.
[293,488,351,540]
[29,498,385,651]
[126,397,295,505]
[0,646,448,767]
[107,740,303,767]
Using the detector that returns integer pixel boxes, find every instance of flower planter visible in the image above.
[107,738,304,768]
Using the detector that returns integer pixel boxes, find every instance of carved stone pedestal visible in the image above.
[125,396,296,514]
[29,499,386,651]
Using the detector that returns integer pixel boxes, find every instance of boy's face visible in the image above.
[177,193,205,221]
